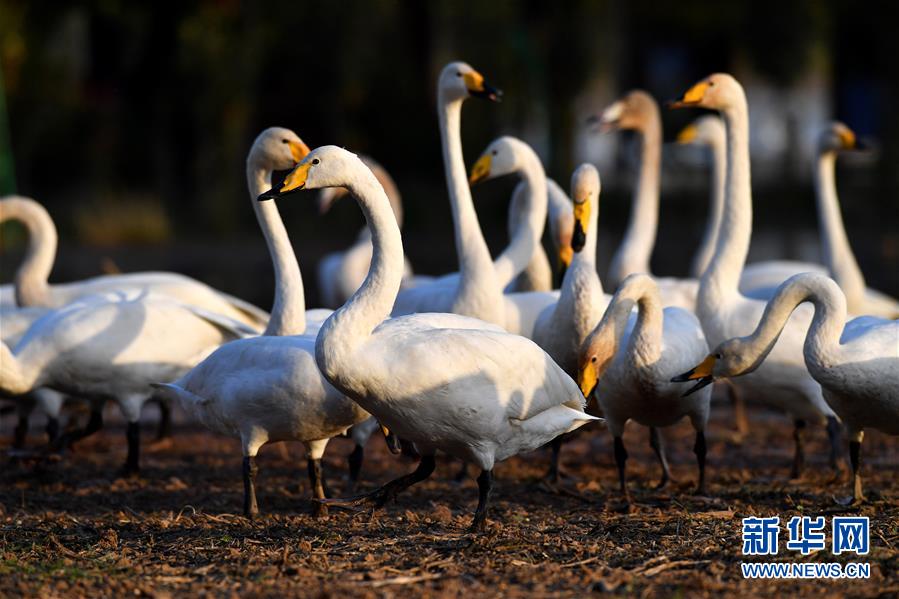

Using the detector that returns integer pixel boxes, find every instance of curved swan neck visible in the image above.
[608,111,661,286]
[815,151,866,312]
[701,100,752,307]
[0,198,57,307]
[439,96,500,313]
[690,132,727,278]
[735,275,847,375]
[620,277,664,368]
[317,171,404,361]
[494,148,548,287]
[247,162,306,336]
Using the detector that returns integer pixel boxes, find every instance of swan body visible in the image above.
[0,196,269,329]
[152,128,382,515]
[316,156,416,308]
[267,145,598,530]
[678,273,898,501]
[579,273,711,496]
[669,74,839,475]
[593,92,699,311]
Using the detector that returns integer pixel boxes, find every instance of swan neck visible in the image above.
[622,278,664,368]
[317,173,404,361]
[438,96,500,314]
[2,200,57,307]
[608,118,660,285]
[691,135,727,278]
[494,150,548,287]
[701,102,752,307]
[815,151,866,311]
[247,163,306,336]
[738,276,847,374]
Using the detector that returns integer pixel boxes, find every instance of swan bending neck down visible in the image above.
[669,73,841,477]
[578,273,711,498]
[267,145,599,532]
[0,197,269,329]
[675,273,898,503]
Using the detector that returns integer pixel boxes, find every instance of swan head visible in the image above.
[548,180,575,271]
[468,136,531,186]
[439,61,502,103]
[588,90,657,133]
[258,145,364,200]
[570,164,599,253]
[577,324,617,399]
[818,122,859,154]
[671,339,756,396]
[676,115,725,147]
[248,127,310,172]
[668,73,742,111]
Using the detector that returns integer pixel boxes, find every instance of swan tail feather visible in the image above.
[216,292,270,329]
[150,382,210,409]
[180,305,258,339]
[509,405,603,450]
[0,340,31,396]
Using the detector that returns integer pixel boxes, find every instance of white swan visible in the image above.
[669,74,841,476]
[579,273,711,498]
[151,127,378,517]
[506,178,574,292]
[592,91,698,311]
[529,165,609,480]
[739,123,899,318]
[673,273,898,503]
[0,196,269,329]
[316,155,417,308]
[268,145,599,531]
[389,62,510,326]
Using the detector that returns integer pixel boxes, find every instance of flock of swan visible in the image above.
[1,63,897,531]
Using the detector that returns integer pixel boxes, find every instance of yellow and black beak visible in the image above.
[668,80,710,109]
[571,200,590,253]
[380,424,401,455]
[469,153,492,185]
[578,359,598,399]
[671,354,717,396]
[463,71,502,102]
[258,160,312,201]
[838,127,857,150]
[676,123,699,144]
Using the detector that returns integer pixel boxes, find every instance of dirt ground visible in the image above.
[1,400,897,598]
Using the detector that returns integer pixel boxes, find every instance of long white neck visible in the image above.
[699,96,752,332]
[0,197,57,307]
[316,170,404,385]
[493,149,548,287]
[733,274,846,378]
[439,97,502,318]
[247,162,306,336]
[607,115,661,286]
[690,132,727,278]
[815,151,866,313]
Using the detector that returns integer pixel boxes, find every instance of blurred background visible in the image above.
[1,0,897,308]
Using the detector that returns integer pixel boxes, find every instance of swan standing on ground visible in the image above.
[673,273,898,503]
[0,289,252,474]
[153,128,381,517]
[669,74,841,476]
[590,91,698,310]
[579,273,712,499]
[266,146,599,531]
[528,165,610,480]
[0,196,269,329]
[316,156,417,308]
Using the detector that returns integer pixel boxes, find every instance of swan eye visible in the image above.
[456,71,462,77]
[709,81,715,87]
[491,150,498,156]
[311,158,320,165]
[591,356,597,363]
[715,353,722,359]
[281,139,289,144]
